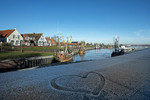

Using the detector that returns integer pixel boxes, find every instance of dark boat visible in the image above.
[111,36,124,57]
[111,49,124,57]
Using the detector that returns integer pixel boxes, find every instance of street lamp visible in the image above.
[0,41,2,52]
[20,40,22,53]
[0,34,2,52]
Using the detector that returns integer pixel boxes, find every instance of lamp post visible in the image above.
[0,41,2,52]
[20,40,22,53]
[0,34,2,52]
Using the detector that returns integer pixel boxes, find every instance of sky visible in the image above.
[0,0,150,44]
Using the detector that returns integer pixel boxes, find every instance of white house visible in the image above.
[0,28,23,46]
[46,37,52,46]
[22,33,47,46]
[38,34,47,46]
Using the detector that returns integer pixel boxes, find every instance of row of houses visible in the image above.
[0,28,57,46]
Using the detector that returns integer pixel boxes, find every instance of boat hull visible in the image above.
[59,56,73,62]
[79,51,85,54]
[111,50,124,57]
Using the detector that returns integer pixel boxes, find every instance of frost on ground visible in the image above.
[0,48,150,100]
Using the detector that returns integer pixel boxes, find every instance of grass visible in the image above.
[16,46,59,51]
[0,52,55,61]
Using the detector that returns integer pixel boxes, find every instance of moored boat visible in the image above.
[59,55,73,62]
[95,44,100,49]
[111,36,124,57]
[79,43,85,54]
[58,35,73,62]
[79,49,85,54]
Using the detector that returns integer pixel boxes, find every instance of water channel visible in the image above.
[73,46,148,62]
[73,49,114,62]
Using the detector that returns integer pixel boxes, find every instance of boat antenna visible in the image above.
[57,33,61,58]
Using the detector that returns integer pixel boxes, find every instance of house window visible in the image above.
[11,40,14,45]
[25,37,29,40]
[41,36,44,40]
[30,37,32,40]
[18,35,20,39]
[33,37,35,40]
[25,42,28,45]
[13,35,15,39]
[16,41,19,45]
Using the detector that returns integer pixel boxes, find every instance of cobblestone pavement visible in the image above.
[0,49,150,100]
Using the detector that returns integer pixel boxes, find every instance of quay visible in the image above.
[0,47,95,72]
[0,55,54,72]
[0,48,150,100]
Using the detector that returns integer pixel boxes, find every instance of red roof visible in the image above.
[45,37,50,41]
[0,29,15,37]
[50,39,54,43]
[21,33,43,41]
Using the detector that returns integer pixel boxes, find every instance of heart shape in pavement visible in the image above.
[51,72,105,96]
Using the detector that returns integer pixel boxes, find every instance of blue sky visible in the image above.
[0,0,150,44]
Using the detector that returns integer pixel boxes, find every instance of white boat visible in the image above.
[95,44,100,49]
[120,45,134,52]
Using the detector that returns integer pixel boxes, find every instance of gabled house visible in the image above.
[50,39,57,46]
[22,33,47,46]
[45,37,51,46]
[0,28,23,46]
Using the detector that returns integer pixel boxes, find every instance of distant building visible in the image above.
[71,41,79,46]
[22,33,47,46]
[81,41,86,46]
[0,28,23,46]
[71,41,79,44]
[45,37,51,46]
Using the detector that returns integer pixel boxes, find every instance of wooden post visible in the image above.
[20,40,23,53]
[0,42,2,52]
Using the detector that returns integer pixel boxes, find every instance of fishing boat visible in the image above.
[120,45,134,52]
[59,54,73,62]
[79,50,85,54]
[111,37,124,57]
[95,44,100,49]
[79,42,85,54]
[58,36,73,62]
[79,48,85,54]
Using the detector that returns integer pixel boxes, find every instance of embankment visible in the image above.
[0,55,54,72]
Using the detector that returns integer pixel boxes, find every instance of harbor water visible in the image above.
[73,46,148,62]
[73,49,114,62]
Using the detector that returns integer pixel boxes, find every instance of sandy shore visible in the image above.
[0,48,150,100]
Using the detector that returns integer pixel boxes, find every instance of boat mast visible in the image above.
[58,34,61,58]
[114,36,119,52]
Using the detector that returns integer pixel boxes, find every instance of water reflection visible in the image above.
[73,49,114,62]
[79,54,85,61]
[73,46,148,62]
